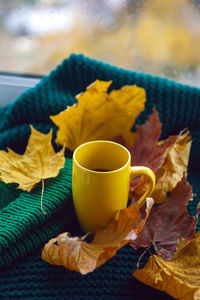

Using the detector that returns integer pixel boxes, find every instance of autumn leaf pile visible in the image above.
[0,80,199,300]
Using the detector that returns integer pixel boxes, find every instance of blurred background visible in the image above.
[1,0,200,86]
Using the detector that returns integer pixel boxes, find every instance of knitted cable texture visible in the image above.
[0,54,199,299]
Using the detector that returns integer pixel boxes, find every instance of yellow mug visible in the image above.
[72,140,155,233]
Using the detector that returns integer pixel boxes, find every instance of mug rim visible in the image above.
[73,140,131,174]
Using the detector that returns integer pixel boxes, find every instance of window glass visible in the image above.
[0,0,200,86]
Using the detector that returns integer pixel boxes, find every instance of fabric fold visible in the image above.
[0,159,73,268]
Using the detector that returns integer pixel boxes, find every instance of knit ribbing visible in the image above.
[0,158,73,268]
[0,54,200,153]
[0,245,176,300]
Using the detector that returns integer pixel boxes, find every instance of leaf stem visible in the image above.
[136,244,152,269]
[41,178,46,215]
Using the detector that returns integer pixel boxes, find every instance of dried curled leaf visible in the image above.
[152,130,191,203]
[0,126,65,191]
[129,108,177,194]
[131,177,197,260]
[133,232,200,300]
[50,80,146,151]
[131,108,163,171]
[42,198,154,274]
[128,109,191,204]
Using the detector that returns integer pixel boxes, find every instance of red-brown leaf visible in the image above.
[131,177,198,260]
[129,108,177,192]
[131,107,162,169]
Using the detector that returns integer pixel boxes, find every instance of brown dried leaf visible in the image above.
[152,130,191,203]
[128,110,191,204]
[133,232,200,300]
[42,198,154,274]
[129,108,177,193]
[131,108,162,170]
[131,177,198,260]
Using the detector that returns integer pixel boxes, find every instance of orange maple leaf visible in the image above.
[42,198,153,274]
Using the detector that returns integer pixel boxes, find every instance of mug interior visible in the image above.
[74,140,130,172]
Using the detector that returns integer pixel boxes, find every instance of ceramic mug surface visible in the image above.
[72,140,155,233]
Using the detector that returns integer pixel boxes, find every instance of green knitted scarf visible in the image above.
[0,53,199,276]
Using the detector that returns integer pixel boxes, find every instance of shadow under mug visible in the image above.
[72,140,155,233]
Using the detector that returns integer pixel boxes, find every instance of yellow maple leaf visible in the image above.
[133,232,200,300]
[152,130,191,203]
[0,126,65,192]
[50,80,146,151]
[42,198,153,274]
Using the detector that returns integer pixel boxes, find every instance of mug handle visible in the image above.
[130,166,156,208]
